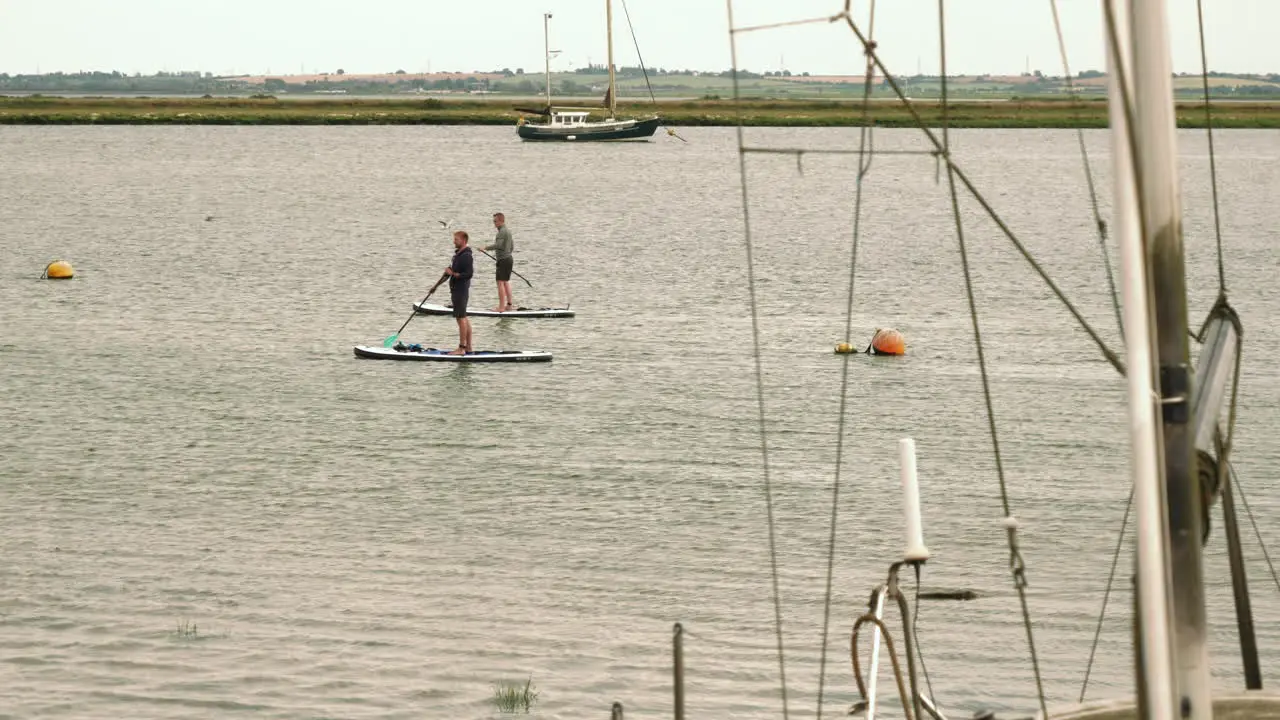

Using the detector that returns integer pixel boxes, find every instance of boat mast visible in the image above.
[1107,1,1177,717]
[1130,0,1213,714]
[544,12,553,110]
[605,0,617,118]
[1112,0,1215,716]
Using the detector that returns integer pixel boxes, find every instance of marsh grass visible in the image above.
[172,619,228,641]
[1,96,1276,128]
[492,676,539,714]
[173,619,200,640]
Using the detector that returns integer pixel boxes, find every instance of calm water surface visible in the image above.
[1,125,1279,719]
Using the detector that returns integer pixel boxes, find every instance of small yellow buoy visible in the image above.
[835,342,855,354]
[870,328,906,356]
[44,260,74,280]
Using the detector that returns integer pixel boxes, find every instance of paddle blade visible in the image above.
[382,334,399,348]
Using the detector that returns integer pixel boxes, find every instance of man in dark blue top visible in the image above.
[444,229,474,355]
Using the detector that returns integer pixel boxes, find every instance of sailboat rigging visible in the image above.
[705,0,1280,719]
[516,0,661,142]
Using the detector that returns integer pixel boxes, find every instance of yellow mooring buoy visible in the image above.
[43,260,75,280]
[834,342,855,354]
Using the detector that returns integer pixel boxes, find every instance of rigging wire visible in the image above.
[739,7,1131,377]
[1081,0,1242,703]
[1232,478,1280,596]
[741,148,932,158]
[1042,6,1138,696]
[1098,0,1157,323]
[935,2,1049,716]
[618,0,685,140]
[617,0,658,107]
[1191,2,1261,658]
[1094,4,1190,715]
[815,3,877,717]
[724,2,1245,717]
[1048,0,1124,343]
[1193,0,1241,542]
[912,569,940,711]
[838,14,1126,378]
[1078,486,1135,702]
[1193,0,1228,296]
[730,13,847,35]
[1051,1,1140,697]
[725,2,791,716]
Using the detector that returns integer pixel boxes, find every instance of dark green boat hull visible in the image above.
[518,116,661,142]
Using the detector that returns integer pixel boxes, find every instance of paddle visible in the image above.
[383,272,449,347]
[474,247,534,290]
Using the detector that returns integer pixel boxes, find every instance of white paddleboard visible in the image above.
[354,344,552,363]
[413,301,574,318]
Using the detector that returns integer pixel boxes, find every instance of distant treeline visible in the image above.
[0,70,240,93]
[3,68,1278,97]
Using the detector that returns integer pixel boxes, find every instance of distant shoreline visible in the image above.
[2,96,1278,128]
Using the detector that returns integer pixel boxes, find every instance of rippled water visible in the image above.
[1,125,1279,719]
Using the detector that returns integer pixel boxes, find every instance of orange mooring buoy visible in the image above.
[870,328,906,356]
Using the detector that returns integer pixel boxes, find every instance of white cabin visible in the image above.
[548,110,594,127]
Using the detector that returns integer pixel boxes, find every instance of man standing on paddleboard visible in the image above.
[483,212,516,312]
[444,230,474,355]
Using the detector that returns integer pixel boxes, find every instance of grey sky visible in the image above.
[0,1,1273,77]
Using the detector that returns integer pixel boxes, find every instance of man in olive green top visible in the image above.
[483,212,516,312]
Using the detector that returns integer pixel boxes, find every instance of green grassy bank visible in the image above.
[2,96,1278,128]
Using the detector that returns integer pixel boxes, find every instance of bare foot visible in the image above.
[491,306,504,312]
[448,347,465,355]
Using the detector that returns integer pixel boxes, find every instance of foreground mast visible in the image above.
[1127,0,1213,715]
[605,0,617,119]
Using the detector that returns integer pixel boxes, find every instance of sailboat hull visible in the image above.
[518,116,661,142]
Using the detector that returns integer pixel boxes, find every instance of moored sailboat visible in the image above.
[516,0,660,142]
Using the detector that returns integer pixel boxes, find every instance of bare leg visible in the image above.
[493,280,503,312]
[462,317,472,352]
[451,317,466,354]
[502,281,515,310]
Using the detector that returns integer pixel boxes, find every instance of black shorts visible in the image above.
[450,291,468,318]
[495,256,513,282]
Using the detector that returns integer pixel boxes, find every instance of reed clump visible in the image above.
[173,619,200,639]
[492,676,539,714]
